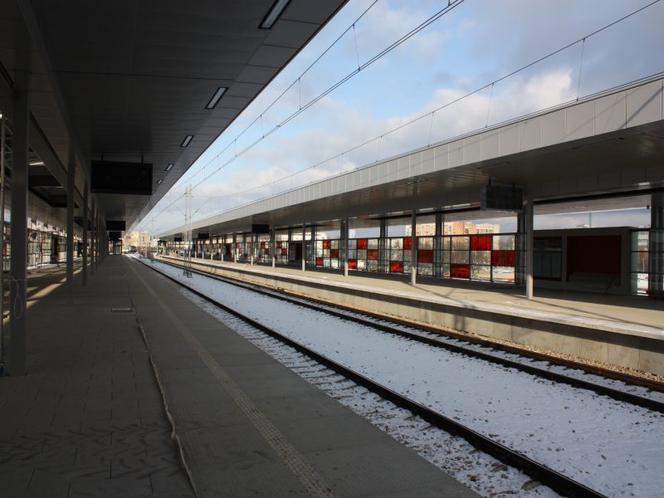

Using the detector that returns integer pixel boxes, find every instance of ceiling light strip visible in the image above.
[260,0,290,29]
[206,87,227,109]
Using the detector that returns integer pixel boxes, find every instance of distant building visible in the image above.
[405,222,500,236]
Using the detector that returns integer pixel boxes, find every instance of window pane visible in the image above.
[631,231,649,252]
[451,236,469,250]
[471,250,491,265]
[492,266,516,283]
[493,234,516,250]
[451,251,469,264]
[631,252,649,273]
[471,265,491,281]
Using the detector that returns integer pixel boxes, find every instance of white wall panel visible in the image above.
[625,80,663,128]
[165,77,664,238]
[565,100,595,141]
[540,109,566,147]
[595,92,626,134]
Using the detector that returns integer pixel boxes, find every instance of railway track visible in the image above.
[138,256,611,498]
[156,256,664,414]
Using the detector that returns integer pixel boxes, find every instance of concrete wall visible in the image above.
[162,256,664,377]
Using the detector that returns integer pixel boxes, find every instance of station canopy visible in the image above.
[0,0,347,228]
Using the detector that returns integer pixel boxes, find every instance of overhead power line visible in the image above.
[186,0,664,223]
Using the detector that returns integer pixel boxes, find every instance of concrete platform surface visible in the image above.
[170,256,664,341]
[126,256,478,497]
[0,255,478,497]
[0,259,194,498]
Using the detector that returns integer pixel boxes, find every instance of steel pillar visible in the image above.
[524,198,534,299]
[0,112,6,365]
[342,218,349,277]
[379,219,387,273]
[270,228,275,268]
[82,186,88,285]
[410,212,417,285]
[434,212,443,278]
[301,224,306,272]
[90,199,96,275]
[8,34,31,375]
[66,149,75,303]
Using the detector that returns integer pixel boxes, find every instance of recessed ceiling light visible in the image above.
[165,163,174,172]
[157,179,163,185]
[260,0,290,29]
[205,87,227,110]
[181,135,193,147]
[29,160,45,166]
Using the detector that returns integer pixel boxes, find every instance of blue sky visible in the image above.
[136,0,664,235]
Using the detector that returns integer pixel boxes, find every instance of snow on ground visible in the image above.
[184,288,559,498]
[147,258,664,497]
[210,274,664,406]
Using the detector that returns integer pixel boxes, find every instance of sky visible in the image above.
[135,0,664,236]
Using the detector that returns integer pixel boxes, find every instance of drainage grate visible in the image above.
[111,307,133,313]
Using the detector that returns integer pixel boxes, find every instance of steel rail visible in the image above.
[137,256,606,498]
[157,256,664,414]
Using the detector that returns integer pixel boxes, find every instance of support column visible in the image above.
[301,224,306,272]
[0,111,7,364]
[410,212,417,285]
[66,149,75,303]
[342,218,349,277]
[524,198,534,299]
[233,233,237,263]
[270,228,275,268]
[379,219,387,273]
[90,199,96,276]
[433,212,443,278]
[250,233,254,265]
[649,193,664,298]
[287,228,292,265]
[9,33,31,375]
[95,206,99,269]
[82,186,88,285]
[311,224,316,271]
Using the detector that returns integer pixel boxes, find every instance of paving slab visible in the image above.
[0,258,194,498]
[126,256,479,497]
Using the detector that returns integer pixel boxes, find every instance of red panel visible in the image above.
[491,250,515,267]
[567,235,621,275]
[357,238,368,250]
[322,239,331,250]
[281,248,288,255]
[470,235,492,251]
[367,249,379,260]
[330,249,339,258]
[403,237,412,250]
[315,257,323,267]
[418,249,433,263]
[348,259,358,269]
[450,263,470,279]
[389,261,404,273]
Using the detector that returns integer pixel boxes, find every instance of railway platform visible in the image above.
[0,255,478,497]
[161,255,664,379]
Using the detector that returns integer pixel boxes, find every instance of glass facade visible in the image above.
[162,210,664,296]
[631,230,649,295]
[441,233,518,283]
